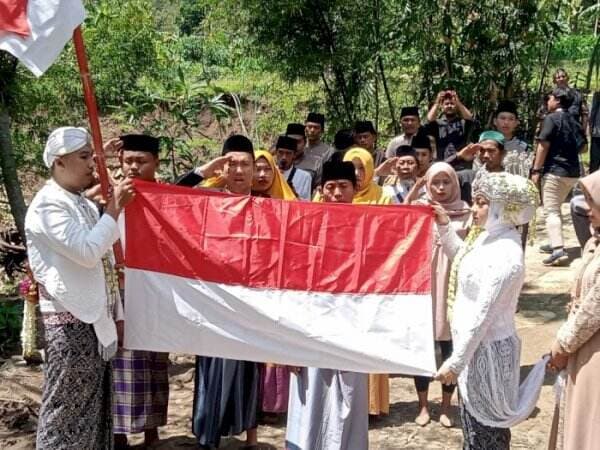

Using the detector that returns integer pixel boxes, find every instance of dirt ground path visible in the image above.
[0,206,580,449]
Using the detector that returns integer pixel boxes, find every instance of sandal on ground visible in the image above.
[414,411,431,427]
[440,412,454,428]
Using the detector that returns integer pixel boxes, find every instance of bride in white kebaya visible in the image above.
[431,170,546,450]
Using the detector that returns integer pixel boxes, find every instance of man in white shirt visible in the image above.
[275,135,312,200]
[386,107,421,158]
[26,127,134,450]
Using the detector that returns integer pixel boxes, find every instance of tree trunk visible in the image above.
[377,56,398,135]
[442,1,453,80]
[374,62,380,133]
[315,8,355,122]
[332,69,354,123]
[595,0,600,37]
[321,72,343,121]
[0,107,27,243]
[537,2,562,99]
[586,35,600,90]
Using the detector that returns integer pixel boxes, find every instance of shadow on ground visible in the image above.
[369,401,460,431]
[518,291,569,323]
[132,435,278,449]
[520,363,557,388]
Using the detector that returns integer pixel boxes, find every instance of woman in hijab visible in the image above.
[411,162,470,428]
[343,147,392,205]
[251,150,297,420]
[548,170,600,450]
[432,171,547,449]
[342,147,391,416]
[252,150,296,200]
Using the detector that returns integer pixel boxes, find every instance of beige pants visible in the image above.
[542,173,578,248]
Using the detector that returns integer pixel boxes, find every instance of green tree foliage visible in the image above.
[179,0,207,35]
[239,0,565,133]
[84,0,159,108]
[118,38,231,179]
[4,0,229,175]
[394,0,558,128]
[241,0,382,125]
[5,0,160,169]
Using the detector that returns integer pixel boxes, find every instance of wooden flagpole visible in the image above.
[72,26,125,265]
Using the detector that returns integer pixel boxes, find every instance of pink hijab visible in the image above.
[425,162,471,340]
[424,162,470,217]
[580,170,600,209]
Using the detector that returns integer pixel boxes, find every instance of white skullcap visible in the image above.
[43,127,91,168]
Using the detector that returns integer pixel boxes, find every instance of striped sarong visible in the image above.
[112,349,169,433]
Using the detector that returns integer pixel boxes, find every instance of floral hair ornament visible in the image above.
[472,168,540,242]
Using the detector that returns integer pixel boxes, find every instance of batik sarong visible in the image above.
[460,401,511,450]
[37,312,113,450]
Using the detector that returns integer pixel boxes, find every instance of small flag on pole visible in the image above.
[0,0,85,76]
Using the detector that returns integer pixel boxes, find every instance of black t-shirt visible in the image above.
[424,117,476,171]
[568,88,584,122]
[537,87,588,125]
[538,110,583,177]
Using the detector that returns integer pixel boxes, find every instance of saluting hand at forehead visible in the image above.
[196,155,232,179]
[103,138,124,159]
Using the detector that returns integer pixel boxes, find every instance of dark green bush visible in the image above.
[551,34,597,61]
[0,300,23,353]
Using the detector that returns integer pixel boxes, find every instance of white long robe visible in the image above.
[285,368,368,450]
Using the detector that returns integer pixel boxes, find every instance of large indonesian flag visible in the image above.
[0,0,85,76]
[124,181,436,375]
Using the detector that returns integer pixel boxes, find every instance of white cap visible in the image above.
[43,127,91,168]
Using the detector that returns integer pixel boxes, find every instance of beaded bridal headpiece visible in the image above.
[472,169,539,226]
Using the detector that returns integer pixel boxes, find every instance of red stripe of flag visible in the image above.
[0,0,30,37]
[125,180,433,295]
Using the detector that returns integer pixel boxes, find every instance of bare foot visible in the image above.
[415,407,431,427]
[245,427,258,446]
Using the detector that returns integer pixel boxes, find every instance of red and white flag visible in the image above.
[124,181,436,375]
[0,0,85,76]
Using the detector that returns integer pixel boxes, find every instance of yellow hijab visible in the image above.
[253,150,297,200]
[343,147,391,205]
[200,175,226,189]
